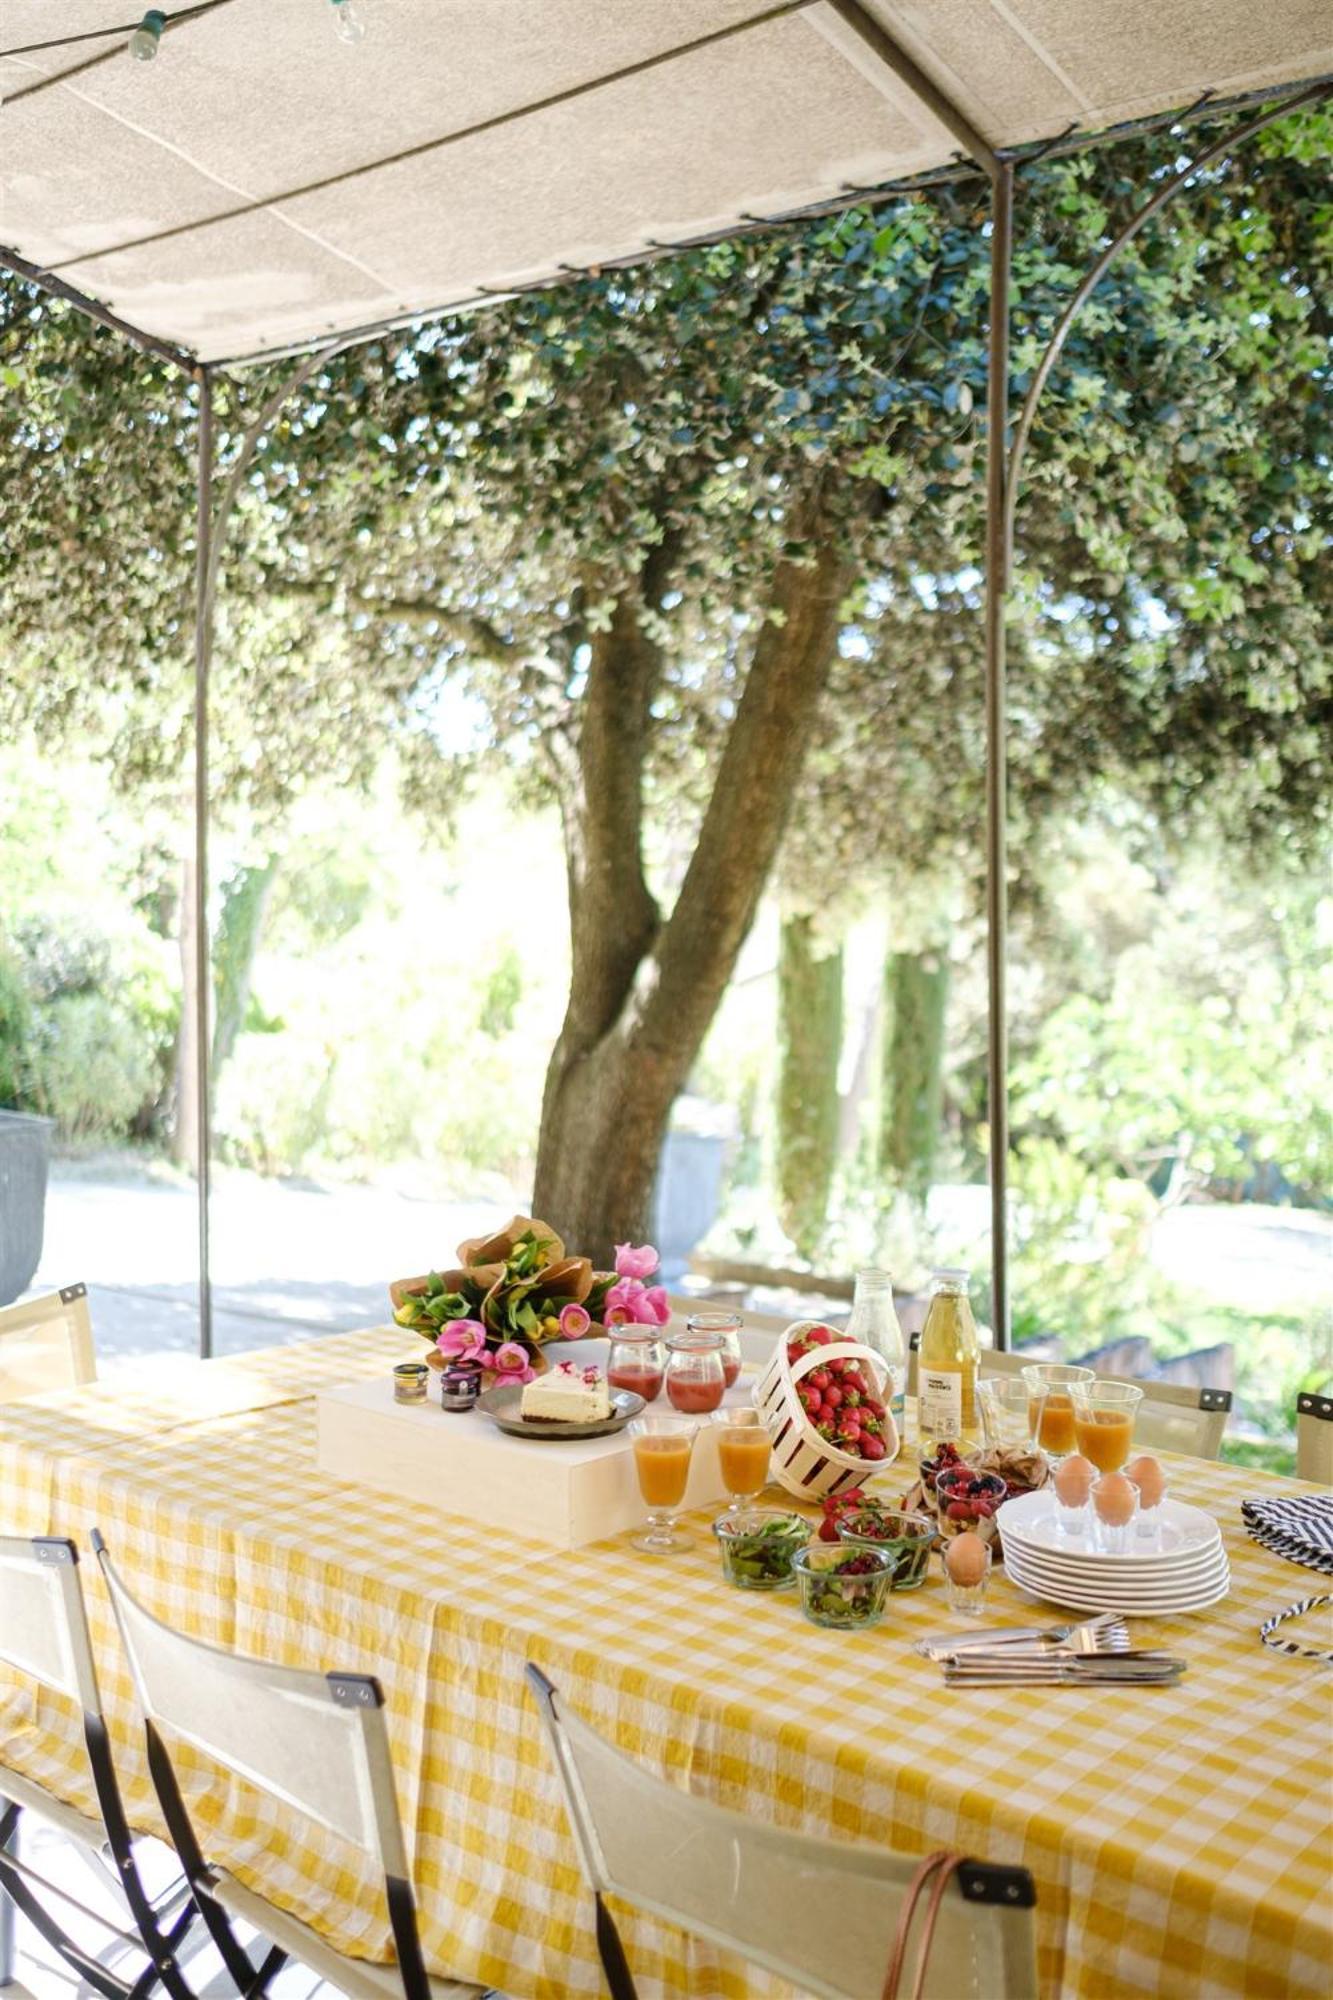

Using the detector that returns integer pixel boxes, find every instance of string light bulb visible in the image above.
[128,9,165,61]
[329,0,367,44]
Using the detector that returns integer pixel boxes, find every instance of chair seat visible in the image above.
[0,1758,108,1857]
[207,1868,485,2000]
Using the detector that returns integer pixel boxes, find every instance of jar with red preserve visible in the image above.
[686,1311,743,1389]
[606,1329,665,1404]
[665,1328,726,1414]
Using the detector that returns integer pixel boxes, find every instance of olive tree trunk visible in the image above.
[532,523,853,1264]
[776,913,844,1259]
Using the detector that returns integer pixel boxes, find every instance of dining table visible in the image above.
[1,1325,1330,2000]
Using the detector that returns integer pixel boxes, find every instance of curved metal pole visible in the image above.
[191,338,354,1356]
[1005,77,1331,549]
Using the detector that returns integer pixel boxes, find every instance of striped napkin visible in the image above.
[1242,1493,1333,1575]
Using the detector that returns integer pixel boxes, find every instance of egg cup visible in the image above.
[1056,1494,1091,1540]
[1091,1475,1140,1553]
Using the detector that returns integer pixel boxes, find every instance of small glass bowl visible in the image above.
[934,1468,1007,1543]
[792,1545,895,1630]
[835,1508,936,1591]
[712,1509,808,1591]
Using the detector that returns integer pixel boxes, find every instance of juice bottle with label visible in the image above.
[917,1268,979,1450]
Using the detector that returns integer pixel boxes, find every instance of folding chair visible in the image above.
[92,1533,483,2000]
[0,1284,96,1401]
[525,1664,1038,2000]
[0,1535,198,2000]
[1296,1391,1333,1484]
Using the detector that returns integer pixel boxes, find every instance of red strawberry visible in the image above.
[807,1368,831,1392]
[860,1435,886,1461]
[863,1398,886,1420]
[798,1386,822,1416]
[805,1326,834,1346]
[823,1385,843,1409]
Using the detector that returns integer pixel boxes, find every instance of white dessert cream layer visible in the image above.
[520,1361,611,1424]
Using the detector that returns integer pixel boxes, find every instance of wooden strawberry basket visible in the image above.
[753,1322,901,1501]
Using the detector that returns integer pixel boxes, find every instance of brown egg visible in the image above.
[1093,1471,1138,1528]
[945,1531,989,1586]
[1053,1453,1096,1507]
[1125,1453,1166,1509]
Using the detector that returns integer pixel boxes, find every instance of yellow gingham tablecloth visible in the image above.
[2,1328,1331,2000]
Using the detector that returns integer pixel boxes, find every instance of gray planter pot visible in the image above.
[0,1110,53,1307]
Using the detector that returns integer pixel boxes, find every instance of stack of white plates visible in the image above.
[997,1489,1230,1614]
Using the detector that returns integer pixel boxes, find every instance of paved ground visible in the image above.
[30,1159,517,1365]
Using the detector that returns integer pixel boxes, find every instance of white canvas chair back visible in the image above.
[0,1284,96,1401]
[94,1536,405,1872]
[0,1534,100,1713]
[1296,1391,1333,1484]
[94,1532,440,2000]
[526,1666,1037,2000]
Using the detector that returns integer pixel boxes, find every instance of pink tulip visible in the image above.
[492,1341,531,1374]
[437,1319,487,1362]
[603,1303,631,1327]
[558,1302,592,1339]
[492,1364,535,1387]
[614,1242,659,1280]
[639,1285,670,1327]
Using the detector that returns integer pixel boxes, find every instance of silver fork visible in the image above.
[916,1611,1127,1662]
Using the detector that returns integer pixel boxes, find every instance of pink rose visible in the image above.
[490,1341,531,1373]
[614,1242,659,1280]
[437,1319,487,1362]
[558,1302,592,1339]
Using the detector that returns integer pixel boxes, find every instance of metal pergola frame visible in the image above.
[2,2,1328,1359]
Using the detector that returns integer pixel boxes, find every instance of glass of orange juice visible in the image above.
[1021,1364,1094,1463]
[1071,1381,1143,1473]
[629,1414,699,1552]
[712,1408,772,1514]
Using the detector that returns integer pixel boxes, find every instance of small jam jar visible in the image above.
[606,1328,665,1404]
[665,1329,726,1414]
[686,1310,743,1389]
[439,1363,483,1413]
[393,1362,429,1404]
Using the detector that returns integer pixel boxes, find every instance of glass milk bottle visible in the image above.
[917,1268,979,1450]
[844,1268,906,1426]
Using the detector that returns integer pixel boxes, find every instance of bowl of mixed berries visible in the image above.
[933,1465,1008,1545]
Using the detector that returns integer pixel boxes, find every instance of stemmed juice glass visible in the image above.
[629,1414,698,1552]
[711,1408,771,1514]
[1071,1381,1143,1473]
[1021,1364,1094,1462]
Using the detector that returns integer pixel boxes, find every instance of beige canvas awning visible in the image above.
[2,0,1330,365]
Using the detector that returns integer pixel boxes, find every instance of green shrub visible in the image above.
[0,946,32,1106]
[25,990,160,1141]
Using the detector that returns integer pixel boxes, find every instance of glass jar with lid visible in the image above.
[686,1310,743,1389]
[665,1328,726,1414]
[606,1328,665,1404]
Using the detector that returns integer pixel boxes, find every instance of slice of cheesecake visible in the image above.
[520,1360,612,1424]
